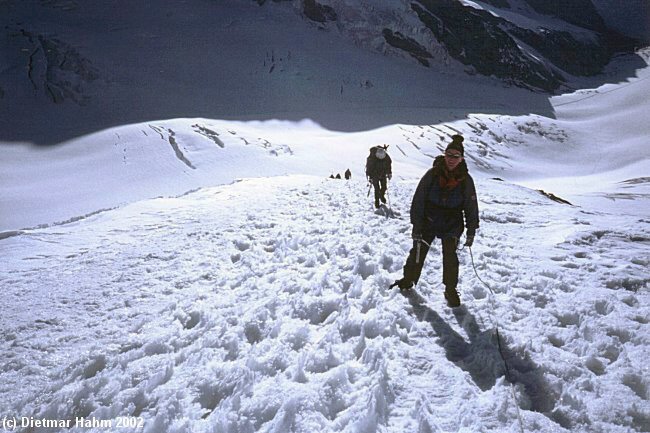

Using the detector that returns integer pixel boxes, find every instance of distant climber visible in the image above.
[365,145,392,208]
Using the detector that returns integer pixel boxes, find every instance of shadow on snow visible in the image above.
[403,290,560,419]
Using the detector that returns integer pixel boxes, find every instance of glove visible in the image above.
[464,235,474,248]
[387,173,392,180]
[411,228,422,241]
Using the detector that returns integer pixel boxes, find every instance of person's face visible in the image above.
[444,150,463,171]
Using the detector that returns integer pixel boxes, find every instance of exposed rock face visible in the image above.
[412,0,564,91]
[506,26,610,77]
[282,0,642,92]
[412,0,637,89]
[17,29,99,104]
[302,0,337,23]
[382,29,433,67]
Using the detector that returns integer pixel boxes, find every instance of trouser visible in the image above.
[371,177,387,205]
[403,234,459,289]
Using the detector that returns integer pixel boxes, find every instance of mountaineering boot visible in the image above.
[398,278,414,291]
[390,278,413,291]
[444,286,461,308]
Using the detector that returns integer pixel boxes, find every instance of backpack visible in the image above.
[366,145,391,179]
[369,144,388,157]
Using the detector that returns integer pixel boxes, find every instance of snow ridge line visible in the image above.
[553,70,650,107]
[0,206,120,239]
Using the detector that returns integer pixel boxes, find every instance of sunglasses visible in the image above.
[444,152,462,159]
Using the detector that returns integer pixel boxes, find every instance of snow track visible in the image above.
[1,175,648,433]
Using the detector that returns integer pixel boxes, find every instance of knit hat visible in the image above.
[445,134,464,156]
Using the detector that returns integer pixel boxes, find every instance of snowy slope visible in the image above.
[2,49,649,233]
[1,2,649,433]
[2,173,648,433]
[2,63,650,431]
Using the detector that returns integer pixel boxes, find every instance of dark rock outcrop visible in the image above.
[412,0,564,91]
[382,29,433,67]
[303,0,337,23]
[507,27,610,77]
[284,0,643,92]
[409,0,639,91]
[19,29,99,104]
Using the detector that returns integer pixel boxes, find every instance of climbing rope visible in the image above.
[467,246,526,433]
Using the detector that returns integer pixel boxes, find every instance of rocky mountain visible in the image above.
[0,0,647,145]
[276,0,647,91]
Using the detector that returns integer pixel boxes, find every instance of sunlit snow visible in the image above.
[1,2,649,433]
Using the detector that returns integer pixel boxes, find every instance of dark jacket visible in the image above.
[365,148,392,180]
[410,156,479,239]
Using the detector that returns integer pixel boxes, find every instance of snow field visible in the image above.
[0,118,302,234]
[2,2,649,431]
[2,173,648,433]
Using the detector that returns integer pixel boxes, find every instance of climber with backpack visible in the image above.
[391,134,479,307]
[365,144,392,208]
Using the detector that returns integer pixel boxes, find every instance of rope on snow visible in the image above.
[467,246,526,433]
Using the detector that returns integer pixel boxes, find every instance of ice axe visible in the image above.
[414,237,430,264]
